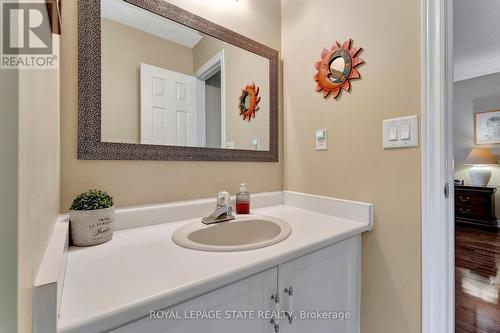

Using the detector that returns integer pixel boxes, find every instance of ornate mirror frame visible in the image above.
[78,0,279,161]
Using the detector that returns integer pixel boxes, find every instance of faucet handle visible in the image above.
[216,191,231,207]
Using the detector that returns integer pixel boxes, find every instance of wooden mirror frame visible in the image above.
[78,0,279,161]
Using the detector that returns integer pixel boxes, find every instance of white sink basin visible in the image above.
[172,215,292,252]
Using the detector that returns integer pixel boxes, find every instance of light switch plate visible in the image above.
[252,138,260,150]
[383,115,418,148]
[316,129,327,150]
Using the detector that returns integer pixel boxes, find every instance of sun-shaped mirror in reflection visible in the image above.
[239,82,261,121]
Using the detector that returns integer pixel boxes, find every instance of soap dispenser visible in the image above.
[236,183,250,214]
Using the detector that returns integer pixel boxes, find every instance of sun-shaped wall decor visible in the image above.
[239,82,261,121]
[314,38,364,100]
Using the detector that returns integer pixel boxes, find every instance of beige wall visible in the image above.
[17,39,61,333]
[17,63,61,333]
[282,0,421,332]
[1,3,62,332]
[454,72,500,218]
[0,69,18,333]
[0,12,60,333]
[192,36,224,72]
[61,0,282,210]
[101,18,194,143]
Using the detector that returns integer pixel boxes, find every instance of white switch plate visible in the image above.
[383,115,418,148]
[316,129,327,150]
[252,138,260,150]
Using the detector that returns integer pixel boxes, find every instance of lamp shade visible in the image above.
[464,148,497,165]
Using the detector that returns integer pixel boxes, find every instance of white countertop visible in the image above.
[58,203,371,333]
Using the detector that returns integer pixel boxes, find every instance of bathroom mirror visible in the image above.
[78,0,278,161]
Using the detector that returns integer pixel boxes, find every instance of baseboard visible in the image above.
[33,216,69,333]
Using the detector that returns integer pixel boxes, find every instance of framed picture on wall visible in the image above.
[475,110,500,144]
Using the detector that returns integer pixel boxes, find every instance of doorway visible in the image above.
[204,71,222,148]
[195,50,226,148]
[422,1,500,332]
[452,1,500,330]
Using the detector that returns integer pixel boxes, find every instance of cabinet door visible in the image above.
[111,267,277,333]
[278,237,361,333]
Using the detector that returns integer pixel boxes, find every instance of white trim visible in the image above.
[33,217,69,333]
[194,50,224,80]
[220,51,226,146]
[195,50,226,146]
[421,0,455,332]
[196,79,206,146]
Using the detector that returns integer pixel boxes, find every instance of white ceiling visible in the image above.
[454,0,500,81]
[101,0,203,48]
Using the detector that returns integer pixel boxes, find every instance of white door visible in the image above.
[140,63,197,146]
[278,237,361,333]
[111,268,278,333]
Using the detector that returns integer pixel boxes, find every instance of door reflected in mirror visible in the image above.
[100,0,270,151]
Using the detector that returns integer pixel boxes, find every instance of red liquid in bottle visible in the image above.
[236,202,250,214]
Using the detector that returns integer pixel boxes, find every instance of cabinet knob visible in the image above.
[459,208,470,214]
[458,196,470,202]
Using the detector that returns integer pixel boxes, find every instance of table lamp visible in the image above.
[464,148,497,186]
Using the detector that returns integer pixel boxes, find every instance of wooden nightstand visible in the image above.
[455,185,498,228]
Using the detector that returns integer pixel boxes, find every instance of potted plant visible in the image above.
[69,189,115,246]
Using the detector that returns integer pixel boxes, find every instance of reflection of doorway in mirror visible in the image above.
[204,72,222,148]
[195,50,226,148]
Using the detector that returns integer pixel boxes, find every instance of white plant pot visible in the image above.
[69,207,115,246]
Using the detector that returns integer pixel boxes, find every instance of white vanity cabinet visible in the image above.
[278,236,360,333]
[110,268,278,333]
[110,237,360,333]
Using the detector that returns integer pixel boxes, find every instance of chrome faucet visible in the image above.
[202,191,236,225]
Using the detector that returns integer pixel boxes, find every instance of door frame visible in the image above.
[421,0,455,332]
[195,50,226,147]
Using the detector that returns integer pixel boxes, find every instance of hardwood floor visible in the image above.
[456,224,500,333]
